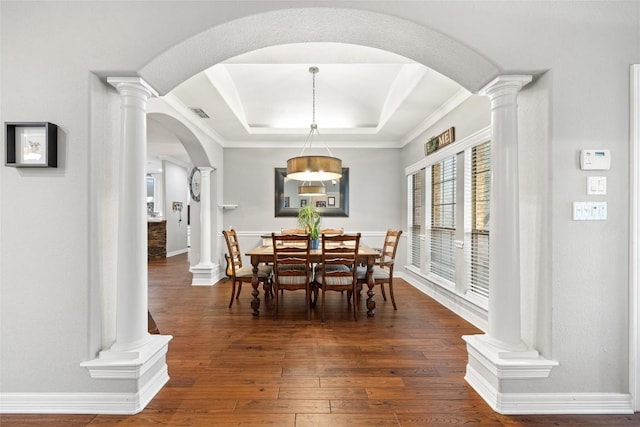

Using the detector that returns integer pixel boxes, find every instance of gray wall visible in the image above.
[222,147,403,263]
[0,0,639,405]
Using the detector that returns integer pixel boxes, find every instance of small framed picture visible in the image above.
[316,200,326,208]
[328,196,336,207]
[300,199,307,207]
[5,122,58,168]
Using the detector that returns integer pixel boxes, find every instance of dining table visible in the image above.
[245,240,380,317]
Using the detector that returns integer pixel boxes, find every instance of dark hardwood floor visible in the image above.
[3,253,640,426]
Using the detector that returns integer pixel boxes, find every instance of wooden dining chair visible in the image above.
[357,229,403,310]
[272,233,313,320]
[320,228,344,235]
[315,233,361,321]
[281,228,306,234]
[222,228,273,308]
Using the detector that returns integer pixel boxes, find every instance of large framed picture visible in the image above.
[5,122,58,168]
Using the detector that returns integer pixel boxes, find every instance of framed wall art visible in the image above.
[5,122,58,168]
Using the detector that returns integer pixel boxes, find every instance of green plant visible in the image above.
[298,204,321,240]
[426,136,439,155]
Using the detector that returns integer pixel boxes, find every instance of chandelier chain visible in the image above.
[312,68,316,125]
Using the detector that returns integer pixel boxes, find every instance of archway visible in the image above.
[146,105,222,285]
[139,8,499,95]
[111,6,534,412]
[137,5,501,292]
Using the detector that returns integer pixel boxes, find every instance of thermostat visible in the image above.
[580,149,611,170]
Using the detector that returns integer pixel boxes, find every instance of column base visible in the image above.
[81,334,172,379]
[190,263,219,286]
[463,334,558,413]
[80,335,172,413]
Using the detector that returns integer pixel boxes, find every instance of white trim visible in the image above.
[464,334,557,379]
[630,64,640,411]
[0,365,169,414]
[397,269,488,332]
[166,248,188,257]
[162,93,226,146]
[81,335,172,379]
[226,230,388,239]
[400,88,472,146]
[405,126,491,175]
[464,366,632,414]
[190,264,220,286]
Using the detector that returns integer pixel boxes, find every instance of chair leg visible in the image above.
[237,282,242,300]
[262,280,272,298]
[228,280,238,308]
[380,283,387,301]
[310,282,317,307]
[352,285,358,321]
[321,286,326,322]
[273,284,279,320]
[388,279,397,310]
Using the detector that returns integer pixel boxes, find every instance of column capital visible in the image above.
[107,77,158,99]
[479,75,532,98]
[198,166,215,176]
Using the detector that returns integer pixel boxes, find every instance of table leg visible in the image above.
[366,261,376,317]
[250,260,260,316]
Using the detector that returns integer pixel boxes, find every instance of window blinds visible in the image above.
[430,155,456,282]
[409,169,425,268]
[470,141,490,298]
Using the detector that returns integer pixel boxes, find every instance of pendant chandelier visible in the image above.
[287,66,342,186]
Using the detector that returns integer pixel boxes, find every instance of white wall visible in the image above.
[1,0,639,410]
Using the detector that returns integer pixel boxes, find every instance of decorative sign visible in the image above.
[425,127,455,156]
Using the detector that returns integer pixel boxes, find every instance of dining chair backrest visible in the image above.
[354,229,403,311]
[280,228,308,245]
[319,233,360,284]
[222,228,243,277]
[281,228,306,234]
[320,228,344,235]
[272,233,312,277]
[379,229,403,268]
[223,228,274,308]
[271,233,312,320]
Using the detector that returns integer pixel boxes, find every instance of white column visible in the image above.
[191,167,216,285]
[462,76,557,413]
[82,78,172,412]
[109,77,158,351]
[482,75,531,350]
[198,167,213,267]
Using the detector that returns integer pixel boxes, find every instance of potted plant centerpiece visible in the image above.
[298,204,321,249]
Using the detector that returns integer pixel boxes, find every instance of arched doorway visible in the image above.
[92,7,540,414]
[146,107,220,285]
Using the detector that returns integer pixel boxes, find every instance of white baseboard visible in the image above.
[466,363,633,414]
[397,270,488,332]
[166,248,188,257]
[0,365,169,414]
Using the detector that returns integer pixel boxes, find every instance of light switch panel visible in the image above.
[572,201,607,220]
[587,176,607,195]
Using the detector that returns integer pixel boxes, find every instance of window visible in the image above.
[408,169,425,269]
[429,155,456,283]
[406,130,491,306]
[469,141,490,298]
